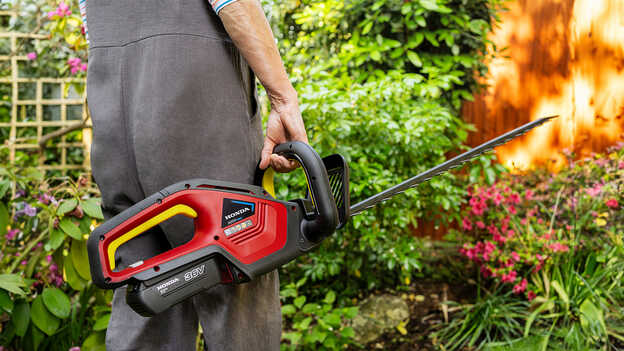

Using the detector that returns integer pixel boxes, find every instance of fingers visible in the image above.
[259,138,276,170]
[270,154,298,173]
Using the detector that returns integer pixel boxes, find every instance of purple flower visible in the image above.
[69,346,81,351]
[23,203,37,217]
[20,260,27,266]
[46,255,52,263]
[14,189,25,199]
[38,193,57,206]
[26,52,37,60]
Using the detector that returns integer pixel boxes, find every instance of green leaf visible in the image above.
[0,202,8,235]
[551,281,569,309]
[56,199,78,216]
[46,228,65,251]
[580,298,606,334]
[407,51,422,67]
[302,303,320,314]
[42,288,71,319]
[81,198,104,219]
[294,296,306,309]
[12,301,30,337]
[324,291,336,305]
[82,332,106,351]
[0,274,28,295]
[0,179,10,199]
[93,313,111,331]
[71,239,92,280]
[370,51,381,62]
[0,289,14,313]
[59,218,82,240]
[63,254,87,291]
[30,296,60,336]
[281,304,296,315]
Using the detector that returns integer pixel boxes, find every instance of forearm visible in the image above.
[218,0,296,105]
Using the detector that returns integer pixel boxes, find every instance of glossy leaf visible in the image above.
[12,301,30,337]
[42,288,71,319]
[59,217,82,240]
[57,198,78,216]
[30,296,60,336]
[71,238,92,280]
[81,198,104,219]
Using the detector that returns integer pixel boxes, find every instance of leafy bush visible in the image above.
[435,142,624,350]
[280,278,359,350]
[0,166,108,351]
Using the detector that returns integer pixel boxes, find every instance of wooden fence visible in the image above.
[462,0,624,171]
[0,10,91,178]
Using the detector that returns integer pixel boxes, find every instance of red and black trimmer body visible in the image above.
[87,142,349,316]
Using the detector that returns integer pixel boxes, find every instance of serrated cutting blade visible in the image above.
[349,116,558,216]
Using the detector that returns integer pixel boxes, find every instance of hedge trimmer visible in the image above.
[88,116,556,316]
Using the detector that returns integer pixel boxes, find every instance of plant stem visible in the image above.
[8,228,48,273]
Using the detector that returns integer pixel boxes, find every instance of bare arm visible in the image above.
[218,0,307,172]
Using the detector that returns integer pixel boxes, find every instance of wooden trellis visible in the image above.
[0,10,91,177]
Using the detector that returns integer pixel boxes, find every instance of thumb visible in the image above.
[259,137,276,170]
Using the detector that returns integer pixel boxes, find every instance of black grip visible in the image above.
[274,142,339,242]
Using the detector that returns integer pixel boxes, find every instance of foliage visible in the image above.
[434,143,624,350]
[270,0,508,108]
[0,166,108,351]
[280,277,359,350]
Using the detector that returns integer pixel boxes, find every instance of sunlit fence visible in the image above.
[0,9,90,178]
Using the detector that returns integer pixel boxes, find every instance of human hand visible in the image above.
[259,96,309,172]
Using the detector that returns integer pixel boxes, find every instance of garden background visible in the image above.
[0,0,622,350]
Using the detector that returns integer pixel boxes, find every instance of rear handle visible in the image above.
[273,142,339,242]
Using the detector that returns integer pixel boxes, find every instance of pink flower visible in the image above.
[549,243,569,252]
[487,225,499,236]
[26,52,37,60]
[508,205,517,215]
[527,291,537,301]
[506,230,515,238]
[476,221,485,229]
[20,260,27,266]
[511,251,520,262]
[46,255,53,263]
[493,193,504,206]
[501,270,517,283]
[525,189,534,201]
[6,228,19,240]
[69,347,81,351]
[537,218,543,224]
[521,218,527,225]
[462,217,472,231]
[80,63,87,72]
[480,266,493,278]
[513,278,527,294]
[606,198,619,209]
[507,193,521,205]
[619,161,624,169]
[586,183,603,197]
[493,233,506,244]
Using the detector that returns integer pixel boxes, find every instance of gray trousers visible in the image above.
[85,1,281,350]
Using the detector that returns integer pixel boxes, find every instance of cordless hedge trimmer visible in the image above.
[87,116,556,316]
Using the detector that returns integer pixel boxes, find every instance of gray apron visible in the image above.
[86,1,281,349]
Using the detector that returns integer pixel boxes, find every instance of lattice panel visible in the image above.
[0,10,91,178]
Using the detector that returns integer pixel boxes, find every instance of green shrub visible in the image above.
[0,166,108,351]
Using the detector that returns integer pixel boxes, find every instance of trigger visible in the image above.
[262,168,276,198]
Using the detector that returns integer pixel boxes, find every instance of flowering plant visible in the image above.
[437,142,624,350]
[0,166,109,351]
[458,142,623,300]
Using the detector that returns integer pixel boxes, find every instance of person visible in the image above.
[83,0,308,349]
